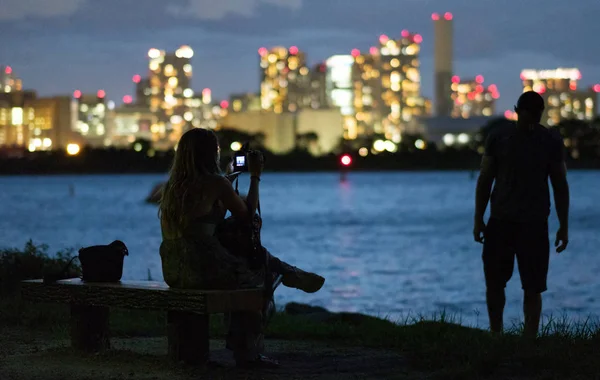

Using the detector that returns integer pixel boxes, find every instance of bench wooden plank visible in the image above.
[21,279,264,314]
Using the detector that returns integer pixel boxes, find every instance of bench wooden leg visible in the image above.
[167,311,209,365]
[70,304,110,352]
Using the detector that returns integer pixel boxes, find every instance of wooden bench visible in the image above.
[20,278,267,365]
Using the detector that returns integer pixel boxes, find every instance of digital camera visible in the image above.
[233,142,250,172]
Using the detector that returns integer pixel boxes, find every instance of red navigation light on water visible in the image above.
[340,154,352,166]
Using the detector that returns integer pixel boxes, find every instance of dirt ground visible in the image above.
[0,328,420,380]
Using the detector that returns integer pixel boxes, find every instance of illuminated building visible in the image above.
[0,90,36,147]
[376,31,427,140]
[147,45,195,145]
[28,96,81,151]
[0,66,23,93]
[350,31,426,141]
[222,108,343,155]
[132,74,151,107]
[450,75,498,118]
[324,55,356,139]
[351,51,382,139]
[73,90,107,147]
[310,62,328,109]
[106,105,158,147]
[259,46,311,113]
[432,12,454,117]
[520,68,597,126]
[230,93,261,113]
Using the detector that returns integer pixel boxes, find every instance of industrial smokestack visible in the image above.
[433,12,454,117]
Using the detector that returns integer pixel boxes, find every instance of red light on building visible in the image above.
[220,100,229,109]
[492,92,500,99]
[123,95,133,104]
[432,13,440,21]
[504,110,512,119]
[4,66,12,74]
[318,63,326,73]
[520,73,526,80]
[73,90,82,99]
[488,84,498,93]
[569,82,577,91]
[467,92,476,101]
[289,46,299,55]
[593,84,600,93]
[413,34,423,44]
[340,154,352,166]
[379,34,389,44]
[475,75,484,84]
[401,30,410,38]
[444,12,453,20]
[258,47,268,56]
[132,74,141,83]
[451,75,460,83]
[370,46,379,55]
[97,90,106,98]
[202,88,211,96]
[476,85,484,93]
[351,49,361,58]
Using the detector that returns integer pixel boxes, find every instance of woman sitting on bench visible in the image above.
[158,128,325,369]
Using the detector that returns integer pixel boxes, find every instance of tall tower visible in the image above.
[433,12,454,117]
[259,46,310,113]
[147,45,194,144]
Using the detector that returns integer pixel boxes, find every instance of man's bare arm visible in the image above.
[549,161,570,230]
[474,156,496,223]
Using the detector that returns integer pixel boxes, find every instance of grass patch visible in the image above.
[3,243,600,379]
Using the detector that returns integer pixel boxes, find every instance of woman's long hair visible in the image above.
[158,128,221,232]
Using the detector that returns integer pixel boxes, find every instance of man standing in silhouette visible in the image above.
[473,91,570,337]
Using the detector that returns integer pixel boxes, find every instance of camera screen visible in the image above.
[235,156,246,166]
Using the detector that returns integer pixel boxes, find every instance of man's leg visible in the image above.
[516,221,550,339]
[482,218,515,334]
[486,287,506,334]
[523,292,542,338]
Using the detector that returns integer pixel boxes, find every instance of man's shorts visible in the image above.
[482,218,550,293]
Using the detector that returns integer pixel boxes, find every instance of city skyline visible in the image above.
[2,0,600,114]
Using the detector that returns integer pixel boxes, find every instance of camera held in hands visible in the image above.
[233,142,250,172]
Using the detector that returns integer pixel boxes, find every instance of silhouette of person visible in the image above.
[473,91,570,337]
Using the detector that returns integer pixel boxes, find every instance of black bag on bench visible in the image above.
[79,240,129,282]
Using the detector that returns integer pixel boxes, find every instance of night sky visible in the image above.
[1,0,599,113]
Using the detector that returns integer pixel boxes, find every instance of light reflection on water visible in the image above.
[0,171,599,328]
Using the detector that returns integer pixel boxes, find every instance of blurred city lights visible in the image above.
[358,147,369,157]
[443,134,456,146]
[230,141,242,151]
[415,139,426,150]
[373,140,386,152]
[340,154,352,166]
[132,74,141,83]
[97,90,105,98]
[432,13,440,21]
[66,144,80,156]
